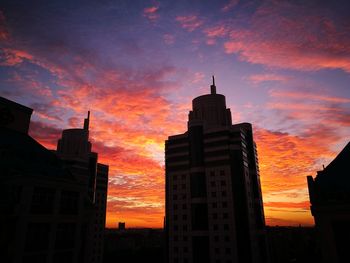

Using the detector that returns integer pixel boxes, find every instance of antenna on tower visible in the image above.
[210,75,216,94]
[84,111,90,130]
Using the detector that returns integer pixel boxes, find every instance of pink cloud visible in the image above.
[249,73,289,84]
[163,34,175,45]
[143,5,160,21]
[270,90,350,103]
[222,0,239,12]
[0,10,9,41]
[176,15,203,32]
[222,2,350,72]
[0,48,33,66]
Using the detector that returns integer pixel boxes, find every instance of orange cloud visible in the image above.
[176,15,203,32]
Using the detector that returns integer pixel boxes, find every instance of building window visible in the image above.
[214,236,219,242]
[222,202,227,208]
[30,187,55,214]
[225,236,230,242]
[174,204,178,210]
[210,171,215,177]
[222,191,226,197]
[215,248,220,254]
[221,181,226,186]
[174,236,178,241]
[211,192,216,197]
[183,236,188,241]
[225,248,231,254]
[212,202,217,208]
[182,184,186,189]
[60,191,79,215]
[183,214,187,220]
[173,195,178,200]
[182,174,186,180]
[173,185,178,190]
[220,170,225,176]
[174,215,178,220]
[25,223,50,251]
[53,251,73,263]
[211,181,216,187]
[182,204,187,209]
[224,224,229,230]
[223,213,228,219]
[174,175,178,180]
[183,225,188,231]
[174,225,178,231]
[213,224,218,230]
[213,213,218,219]
[55,223,76,249]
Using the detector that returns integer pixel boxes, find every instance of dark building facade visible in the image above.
[0,97,108,263]
[56,112,109,263]
[165,79,268,263]
[307,142,350,263]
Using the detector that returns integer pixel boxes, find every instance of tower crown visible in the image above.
[188,77,232,129]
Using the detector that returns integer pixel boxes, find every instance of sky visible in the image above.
[1,0,349,228]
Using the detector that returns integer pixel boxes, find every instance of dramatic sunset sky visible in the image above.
[1,0,349,227]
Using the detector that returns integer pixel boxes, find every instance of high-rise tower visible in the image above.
[165,78,268,263]
[57,112,109,263]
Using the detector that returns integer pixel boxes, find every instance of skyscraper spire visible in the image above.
[210,75,216,94]
[84,111,90,131]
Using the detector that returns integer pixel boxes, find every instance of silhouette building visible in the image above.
[0,96,108,263]
[307,142,350,263]
[56,111,109,263]
[165,78,268,263]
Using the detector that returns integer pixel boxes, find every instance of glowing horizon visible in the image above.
[1,0,349,228]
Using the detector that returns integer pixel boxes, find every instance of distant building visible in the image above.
[118,222,126,230]
[165,78,269,263]
[0,96,108,263]
[307,142,350,263]
[56,111,109,263]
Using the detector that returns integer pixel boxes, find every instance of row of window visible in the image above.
[172,170,228,181]
[173,259,233,263]
[173,201,229,210]
[172,180,227,191]
[173,223,230,231]
[30,187,79,215]
[173,235,231,242]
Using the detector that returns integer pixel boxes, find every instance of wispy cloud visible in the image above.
[248,73,289,84]
[143,4,160,22]
[223,2,350,72]
[221,0,239,12]
[176,15,203,32]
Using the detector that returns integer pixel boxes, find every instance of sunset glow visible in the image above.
[1,0,349,228]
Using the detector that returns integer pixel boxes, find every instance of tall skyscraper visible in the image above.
[56,112,109,263]
[307,142,350,263]
[165,78,268,263]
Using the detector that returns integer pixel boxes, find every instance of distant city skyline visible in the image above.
[1,0,350,227]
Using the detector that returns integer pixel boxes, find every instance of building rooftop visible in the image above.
[315,142,350,192]
[0,127,73,180]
